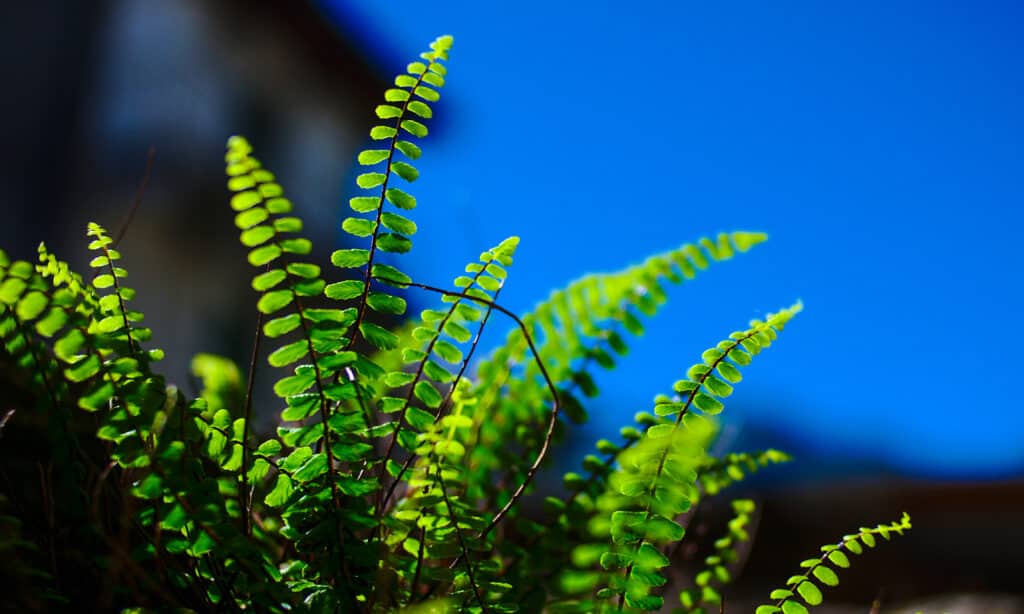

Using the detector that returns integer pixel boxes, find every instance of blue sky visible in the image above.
[322,1,1023,478]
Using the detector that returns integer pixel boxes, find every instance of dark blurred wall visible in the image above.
[0,1,109,254]
[1,0,387,403]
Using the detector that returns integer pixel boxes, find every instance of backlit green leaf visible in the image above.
[407,101,432,118]
[395,140,421,160]
[253,268,287,291]
[248,244,282,266]
[812,566,839,587]
[358,149,390,165]
[367,292,407,315]
[391,161,418,182]
[265,474,293,507]
[693,393,724,415]
[293,452,328,482]
[264,313,301,338]
[781,601,808,614]
[268,339,308,367]
[381,212,417,235]
[413,380,443,408]
[827,550,850,568]
[357,173,386,188]
[385,188,417,209]
[414,86,440,102]
[370,125,397,140]
[377,233,412,253]
[371,264,411,287]
[258,290,293,314]
[796,581,822,606]
[325,280,364,301]
[331,249,370,268]
[361,321,399,350]
[342,217,376,237]
[401,119,428,138]
[240,225,274,247]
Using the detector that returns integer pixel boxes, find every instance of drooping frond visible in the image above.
[476,231,769,425]
[465,233,769,531]
[755,513,913,614]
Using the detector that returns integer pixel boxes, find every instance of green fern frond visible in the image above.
[334,34,453,355]
[476,231,769,425]
[376,236,519,497]
[575,302,801,612]
[755,513,912,614]
[226,135,377,605]
[698,448,792,496]
[678,498,757,612]
[374,238,519,610]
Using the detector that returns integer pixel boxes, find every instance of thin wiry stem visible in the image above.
[373,276,560,540]
[436,465,490,613]
[239,298,265,537]
[409,523,428,601]
[114,145,155,248]
[378,263,498,512]
[0,409,12,438]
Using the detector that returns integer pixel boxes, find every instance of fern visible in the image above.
[0,34,914,613]
[755,513,913,614]
[678,498,757,613]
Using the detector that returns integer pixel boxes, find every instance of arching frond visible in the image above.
[755,513,913,614]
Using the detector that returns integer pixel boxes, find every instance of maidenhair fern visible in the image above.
[0,34,911,612]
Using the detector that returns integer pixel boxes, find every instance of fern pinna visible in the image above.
[0,34,911,612]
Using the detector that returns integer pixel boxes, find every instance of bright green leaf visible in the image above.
[812,566,839,587]
[796,582,822,606]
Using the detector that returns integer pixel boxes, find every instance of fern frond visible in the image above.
[678,498,757,612]
[467,233,769,529]
[755,513,912,614]
[334,35,453,355]
[0,252,71,414]
[580,302,801,612]
[226,135,376,606]
[698,448,791,496]
[377,237,519,507]
[476,231,768,424]
[8,237,285,608]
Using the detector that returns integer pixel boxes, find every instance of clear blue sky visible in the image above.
[322,1,1023,478]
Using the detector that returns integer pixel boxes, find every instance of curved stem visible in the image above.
[373,276,560,541]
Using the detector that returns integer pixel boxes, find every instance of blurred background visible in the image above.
[2,0,1022,610]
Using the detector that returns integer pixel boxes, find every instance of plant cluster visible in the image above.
[0,36,909,612]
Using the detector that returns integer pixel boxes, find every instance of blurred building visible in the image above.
[1,0,390,393]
